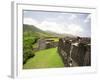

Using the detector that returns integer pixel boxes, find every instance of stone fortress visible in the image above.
[38,38,58,50]
[32,37,58,52]
[58,37,91,67]
[33,36,91,67]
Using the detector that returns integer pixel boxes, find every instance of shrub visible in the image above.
[23,49,35,64]
[23,31,39,64]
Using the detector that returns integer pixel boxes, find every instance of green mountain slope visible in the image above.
[23,24,54,38]
[23,24,44,32]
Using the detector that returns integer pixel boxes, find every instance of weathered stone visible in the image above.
[83,45,91,66]
[57,37,91,67]
[46,42,58,49]
[71,43,87,66]
[37,38,58,50]
[38,39,47,50]
[64,40,71,55]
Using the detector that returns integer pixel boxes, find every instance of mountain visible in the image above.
[23,24,76,38]
[23,24,55,38]
[45,30,76,38]
[23,24,44,33]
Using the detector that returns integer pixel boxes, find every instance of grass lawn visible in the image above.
[23,47,64,69]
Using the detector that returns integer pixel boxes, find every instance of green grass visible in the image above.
[52,38,59,42]
[32,42,38,48]
[23,48,64,69]
[45,37,59,42]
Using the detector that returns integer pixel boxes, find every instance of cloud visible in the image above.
[39,21,84,36]
[84,14,91,23]
[69,14,77,20]
[38,21,67,34]
[24,17,84,36]
[24,17,39,26]
[67,24,83,35]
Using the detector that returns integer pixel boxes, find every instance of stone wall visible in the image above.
[38,39,47,50]
[46,42,58,49]
[58,37,91,67]
[58,38,71,67]
[37,38,58,50]
[71,43,91,66]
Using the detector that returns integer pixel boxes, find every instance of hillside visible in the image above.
[23,24,44,32]
[23,24,76,38]
[23,24,54,38]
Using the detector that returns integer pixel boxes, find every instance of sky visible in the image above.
[23,10,91,37]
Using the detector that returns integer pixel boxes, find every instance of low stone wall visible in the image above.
[58,37,91,67]
[38,39,47,50]
[46,42,58,49]
[37,38,58,50]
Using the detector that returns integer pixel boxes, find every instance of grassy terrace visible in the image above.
[32,37,59,48]
[45,37,59,42]
[23,47,64,69]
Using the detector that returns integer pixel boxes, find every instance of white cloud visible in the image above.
[67,24,83,35]
[84,14,91,23]
[38,21,67,34]
[69,14,77,20]
[24,17,39,26]
[24,17,84,36]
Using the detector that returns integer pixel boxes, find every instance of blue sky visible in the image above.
[23,10,91,37]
